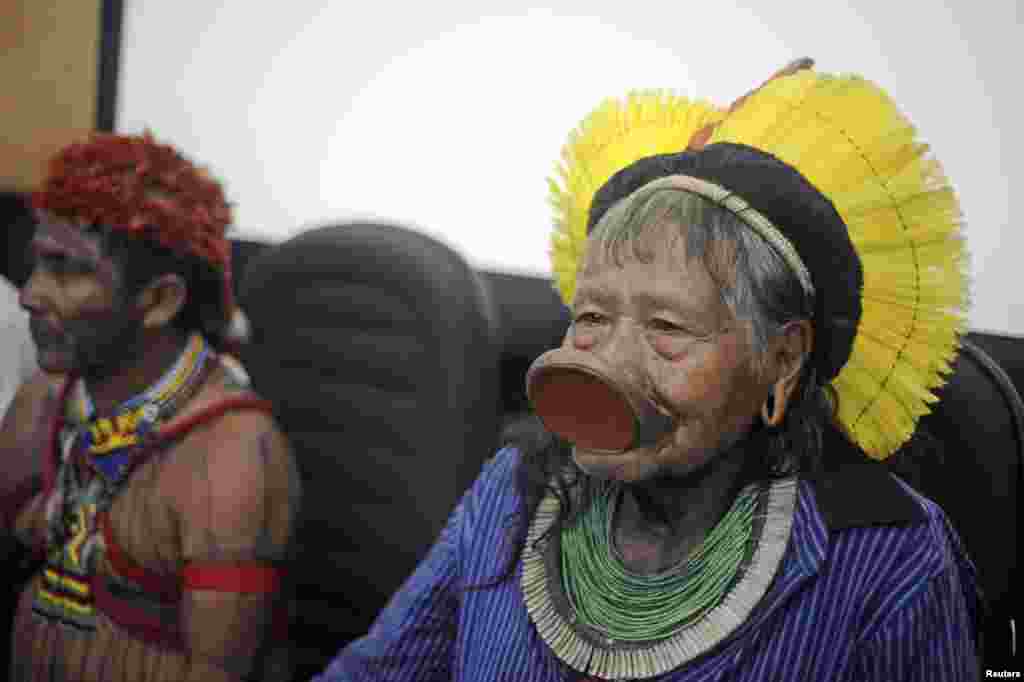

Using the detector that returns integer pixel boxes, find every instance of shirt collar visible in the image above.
[785,424,926,577]
[807,424,926,531]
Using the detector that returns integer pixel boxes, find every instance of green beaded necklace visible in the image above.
[560,481,759,643]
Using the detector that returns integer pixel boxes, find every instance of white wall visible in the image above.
[117,0,1022,334]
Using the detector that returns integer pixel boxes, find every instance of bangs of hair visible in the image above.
[586,186,738,310]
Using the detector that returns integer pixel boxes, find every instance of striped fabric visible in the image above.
[314,447,980,681]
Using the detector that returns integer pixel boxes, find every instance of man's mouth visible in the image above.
[29,318,67,348]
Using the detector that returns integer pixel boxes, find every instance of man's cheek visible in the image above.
[64,312,120,359]
[93,259,122,291]
[32,328,78,373]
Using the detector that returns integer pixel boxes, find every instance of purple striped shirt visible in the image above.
[314,447,980,681]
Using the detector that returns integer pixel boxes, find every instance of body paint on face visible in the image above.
[29,212,122,290]
[21,213,143,377]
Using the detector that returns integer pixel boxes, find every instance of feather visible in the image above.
[548,92,723,303]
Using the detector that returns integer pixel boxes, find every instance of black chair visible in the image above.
[888,339,1021,667]
[238,222,500,679]
[480,270,571,428]
[230,238,270,299]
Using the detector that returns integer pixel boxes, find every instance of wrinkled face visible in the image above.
[19,213,144,377]
[568,223,773,483]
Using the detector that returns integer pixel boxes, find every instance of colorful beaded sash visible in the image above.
[33,333,212,631]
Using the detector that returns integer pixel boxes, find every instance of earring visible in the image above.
[761,392,783,427]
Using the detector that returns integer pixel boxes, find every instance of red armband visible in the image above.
[182,562,282,594]
[183,562,291,640]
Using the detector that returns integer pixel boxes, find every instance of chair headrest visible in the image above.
[238,221,500,644]
[888,340,1022,608]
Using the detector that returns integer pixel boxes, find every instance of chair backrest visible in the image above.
[480,270,571,425]
[238,222,499,678]
[887,339,1022,666]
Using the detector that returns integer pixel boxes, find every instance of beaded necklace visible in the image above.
[63,332,211,504]
[70,334,210,445]
[560,481,758,643]
[34,334,214,631]
[522,477,798,680]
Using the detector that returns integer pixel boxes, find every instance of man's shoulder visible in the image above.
[154,392,299,532]
[0,372,64,513]
[882,477,970,570]
[2,371,64,436]
[804,474,971,596]
[158,375,291,477]
[450,446,523,524]
[172,359,276,433]
[477,446,523,492]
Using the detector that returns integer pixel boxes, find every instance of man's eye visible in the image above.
[574,312,606,325]
[40,253,93,274]
[650,318,684,333]
[41,253,72,271]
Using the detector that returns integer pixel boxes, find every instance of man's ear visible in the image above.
[136,273,188,330]
[762,320,814,426]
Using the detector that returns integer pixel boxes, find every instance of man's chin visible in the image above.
[34,349,76,376]
[574,450,652,483]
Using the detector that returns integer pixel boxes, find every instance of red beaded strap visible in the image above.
[156,394,273,441]
[100,511,180,601]
[91,574,185,650]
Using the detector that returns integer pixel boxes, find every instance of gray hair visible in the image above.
[588,181,814,374]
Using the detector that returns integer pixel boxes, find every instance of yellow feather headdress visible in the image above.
[547,63,969,460]
[549,92,724,304]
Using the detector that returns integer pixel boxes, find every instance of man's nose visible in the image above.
[568,317,651,396]
[18,268,47,316]
[590,318,645,382]
[529,316,674,452]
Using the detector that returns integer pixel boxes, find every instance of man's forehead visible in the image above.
[580,227,717,282]
[32,212,105,261]
[576,231,730,317]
